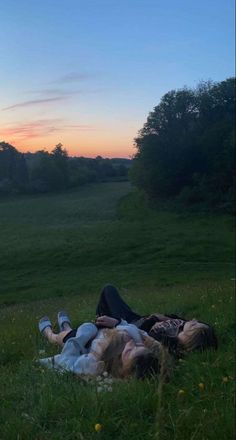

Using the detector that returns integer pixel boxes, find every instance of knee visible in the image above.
[76,322,98,341]
[101,284,118,297]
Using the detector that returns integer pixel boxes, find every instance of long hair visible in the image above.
[100,329,130,378]
[150,322,218,357]
[100,329,167,379]
[179,323,218,352]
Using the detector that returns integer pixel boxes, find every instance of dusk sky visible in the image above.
[0,0,235,158]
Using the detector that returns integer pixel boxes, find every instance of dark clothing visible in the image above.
[148,318,185,339]
[96,284,142,322]
[63,329,77,343]
[63,284,141,344]
[63,284,186,347]
[96,285,188,356]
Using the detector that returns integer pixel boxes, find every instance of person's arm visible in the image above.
[151,313,170,321]
[95,315,120,328]
[116,322,143,343]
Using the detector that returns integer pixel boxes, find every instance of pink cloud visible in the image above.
[0,120,96,140]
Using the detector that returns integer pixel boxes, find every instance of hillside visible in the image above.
[0,182,234,439]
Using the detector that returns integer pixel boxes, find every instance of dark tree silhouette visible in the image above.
[0,142,29,193]
[130,78,235,209]
[0,142,130,195]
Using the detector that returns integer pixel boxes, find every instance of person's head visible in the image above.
[101,330,161,379]
[120,340,154,377]
[121,338,171,380]
[134,352,161,379]
[178,320,218,352]
[121,340,148,366]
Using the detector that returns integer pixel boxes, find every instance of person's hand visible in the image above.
[95,315,119,328]
[150,313,168,322]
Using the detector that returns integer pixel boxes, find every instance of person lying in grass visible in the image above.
[93,285,218,357]
[38,283,217,377]
[38,312,167,379]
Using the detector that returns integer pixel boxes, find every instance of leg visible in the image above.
[96,284,141,323]
[39,316,74,347]
[43,326,73,347]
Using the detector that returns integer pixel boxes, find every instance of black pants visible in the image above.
[63,284,141,343]
[96,284,141,322]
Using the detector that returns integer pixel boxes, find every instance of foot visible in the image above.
[57,311,72,332]
[38,316,52,334]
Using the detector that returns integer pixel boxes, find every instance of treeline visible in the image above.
[130,78,235,210]
[0,142,130,194]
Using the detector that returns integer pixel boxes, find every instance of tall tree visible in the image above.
[51,143,69,189]
[130,78,235,208]
[0,142,29,193]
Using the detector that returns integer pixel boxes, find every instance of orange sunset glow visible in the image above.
[1,1,234,158]
[0,120,136,158]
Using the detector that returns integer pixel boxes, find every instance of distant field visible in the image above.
[0,182,235,439]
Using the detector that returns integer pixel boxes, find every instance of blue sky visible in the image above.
[0,0,235,157]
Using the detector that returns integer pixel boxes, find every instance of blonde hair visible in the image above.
[100,329,167,379]
[180,323,217,352]
[100,329,131,378]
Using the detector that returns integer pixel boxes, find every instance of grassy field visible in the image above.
[0,181,235,439]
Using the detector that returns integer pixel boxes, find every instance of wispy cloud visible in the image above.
[27,88,101,97]
[0,120,63,139]
[51,72,94,84]
[2,97,66,111]
[28,89,70,96]
[0,120,97,140]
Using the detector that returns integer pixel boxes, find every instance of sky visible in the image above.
[0,0,235,158]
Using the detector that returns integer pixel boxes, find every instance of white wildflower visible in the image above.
[38,349,46,355]
[104,378,113,384]
[21,413,35,422]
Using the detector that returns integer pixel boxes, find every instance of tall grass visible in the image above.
[0,182,234,439]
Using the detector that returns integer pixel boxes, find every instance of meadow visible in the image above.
[0,181,235,439]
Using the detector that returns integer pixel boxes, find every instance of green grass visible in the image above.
[0,182,235,439]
